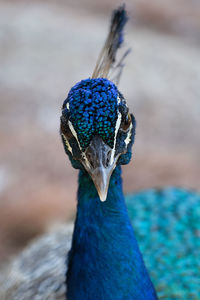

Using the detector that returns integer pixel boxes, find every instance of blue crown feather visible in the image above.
[63,78,119,150]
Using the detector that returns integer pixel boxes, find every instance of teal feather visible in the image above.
[1,187,199,299]
[126,188,200,299]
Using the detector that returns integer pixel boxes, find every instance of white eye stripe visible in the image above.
[124,122,132,147]
[110,112,132,165]
[68,121,91,165]
[68,121,82,150]
[110,111,122,165]
[62,127,90,168]
[66,112,131,165]
[61,133,73,154]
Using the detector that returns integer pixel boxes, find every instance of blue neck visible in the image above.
[66,166,157,300]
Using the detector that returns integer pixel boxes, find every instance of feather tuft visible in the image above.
[92,5,129,84]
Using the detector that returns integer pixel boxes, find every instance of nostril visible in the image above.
[106,150,112,167]
[106,158,109,167]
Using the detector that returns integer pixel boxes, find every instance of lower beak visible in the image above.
[81,136,118,202]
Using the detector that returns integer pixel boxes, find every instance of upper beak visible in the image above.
[81,136,118,201]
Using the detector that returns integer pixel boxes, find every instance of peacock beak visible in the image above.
[81,136,118,202]
[89,166,112,202]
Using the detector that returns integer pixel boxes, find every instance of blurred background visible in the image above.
[0,0,200,264]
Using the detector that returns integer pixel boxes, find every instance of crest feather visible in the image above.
[92,5,129,85]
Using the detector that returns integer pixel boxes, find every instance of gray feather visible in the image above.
[0,225,73,300]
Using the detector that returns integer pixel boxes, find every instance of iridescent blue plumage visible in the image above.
[0,5,199,300]
[58,5,200,299]
[61,78,136,171]
[67,167,157,300]
[60,5,158,300]
[63,78,119,149]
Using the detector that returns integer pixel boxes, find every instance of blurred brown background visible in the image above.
[0,0,200,264]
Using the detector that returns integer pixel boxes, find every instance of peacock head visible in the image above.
[60,5,134,201]
[60,78,136,201]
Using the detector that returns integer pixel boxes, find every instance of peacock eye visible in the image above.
[60,117,73,140]
[120,113,131,132]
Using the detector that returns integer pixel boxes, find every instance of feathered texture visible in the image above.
[1,5,199,300]
[0,225,73,300]
[62,78,119,150]
[92,5,129,84]
[66,167,157,300]
[1,188,200,300]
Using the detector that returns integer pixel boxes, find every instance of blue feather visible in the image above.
[66,167,158,299]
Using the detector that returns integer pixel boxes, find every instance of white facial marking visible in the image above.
[117,95,121,104]
[66,102,70,110]
[68,120,90,168]
[61,133,73,154]
[68,121,82,150]
[124,122,132,147]
[110,112,121,165]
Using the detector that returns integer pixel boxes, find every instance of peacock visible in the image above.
[1,5,200,300]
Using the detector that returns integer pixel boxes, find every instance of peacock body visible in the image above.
[1,5,200,300]
[1,188,199,299]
